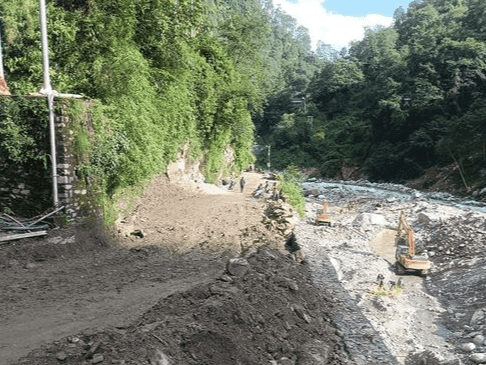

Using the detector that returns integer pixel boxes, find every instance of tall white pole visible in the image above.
[0,27,4,79]
[39,0,51,93]
[267,145,271,170]
[39,0,58,206]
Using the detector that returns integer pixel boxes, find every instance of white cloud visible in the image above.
[274,0,393,50]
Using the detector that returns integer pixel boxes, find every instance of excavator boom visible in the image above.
[395,211,432,276]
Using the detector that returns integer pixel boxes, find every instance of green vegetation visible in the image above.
[369,284,404,297]
[3,0,486,222]
[256,0,486,190]
[278,164,306,217]
[0,97,48,165]
[0,0,319,221]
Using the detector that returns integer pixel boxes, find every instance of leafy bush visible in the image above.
[278,164,306,217]
[0,97,48,164]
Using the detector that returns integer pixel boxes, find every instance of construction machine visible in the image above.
[395,211,432,276]
[315,202,332,226]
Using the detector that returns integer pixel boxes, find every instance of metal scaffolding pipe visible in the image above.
[39,0,51,93]
[39,0,58,206]
[47,94,59,206]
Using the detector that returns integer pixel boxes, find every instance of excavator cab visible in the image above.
[394,211,432,276]
[395,245,408,261]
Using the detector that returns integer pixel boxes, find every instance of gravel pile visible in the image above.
[298,179,486,364]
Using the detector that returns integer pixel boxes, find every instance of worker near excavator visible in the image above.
[377,274,384,287]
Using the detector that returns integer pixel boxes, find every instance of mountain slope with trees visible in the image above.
[2,0,486,214]
[257,0,486,193]
[0,0,317,217]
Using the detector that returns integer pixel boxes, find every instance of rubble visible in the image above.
[5,174,486,365]
[470,353,486,363]
[298,178,486,364]
[15,249,351,365]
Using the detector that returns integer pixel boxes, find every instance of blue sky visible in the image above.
[324,0,410,17]
[274,0,413,50]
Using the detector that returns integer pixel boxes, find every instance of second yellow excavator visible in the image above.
[395,211,432,276]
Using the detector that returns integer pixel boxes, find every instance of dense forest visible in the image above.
[259,0,486,191]
[1,0,486,206]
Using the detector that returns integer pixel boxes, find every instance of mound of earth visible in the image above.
[15,249,350,365]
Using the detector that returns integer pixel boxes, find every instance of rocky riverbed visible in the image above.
[296,179,486,364]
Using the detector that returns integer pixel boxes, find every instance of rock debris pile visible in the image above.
[17,249,351,365]
[415,213,486,267]
[298,178,486,365]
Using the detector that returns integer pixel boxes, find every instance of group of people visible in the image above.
[253,181,280,200]
[228,175,246,193]
[376,273,403,290]
[227,175,281,200]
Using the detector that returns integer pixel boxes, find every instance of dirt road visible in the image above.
[0,172,279,364]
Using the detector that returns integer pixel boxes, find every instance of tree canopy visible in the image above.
[2,0,486,197]
[257,0,486,190]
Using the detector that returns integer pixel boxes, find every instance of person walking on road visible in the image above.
[240,175,246,193]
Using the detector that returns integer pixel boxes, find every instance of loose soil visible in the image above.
[0,173,350,365]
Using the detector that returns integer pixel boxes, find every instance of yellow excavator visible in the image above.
[395,211,432,276]
[315,202,332,226]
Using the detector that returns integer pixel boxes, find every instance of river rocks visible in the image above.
[441,360,462,365]
[352,213,387,227]
[296,179,486,365]
[56,352,67,361]
[405,350,441,365]
[416,212,486,267]
[473,335,485,346]
[459,342,476,352]
[471,309,485,326]
[470,353,486,363]
[304,188,321,197]
[418,212,432,224]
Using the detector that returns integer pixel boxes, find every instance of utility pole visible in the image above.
[38,0,82,207]
[0,25,4,79]
[267,145,271,170]
[39,0,59,206]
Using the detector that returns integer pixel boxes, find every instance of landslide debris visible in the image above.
[301,178,486,365]
[16,249,351,365]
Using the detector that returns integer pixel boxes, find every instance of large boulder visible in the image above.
[459,343,476,353]
[352,213,387,228]
[405,350,441,365]
[470,353,486,364]
[226,258,250,277]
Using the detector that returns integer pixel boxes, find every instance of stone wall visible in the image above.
[54,114,88,219]
[0,101,87,219]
